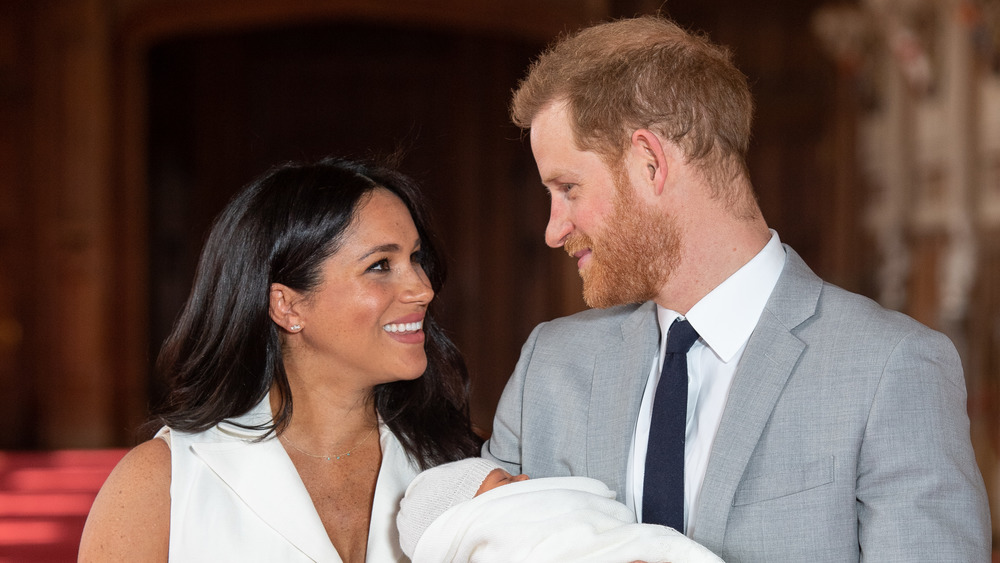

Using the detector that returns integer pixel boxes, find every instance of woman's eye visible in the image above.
[411,249,425,265]
[368,258,390,272]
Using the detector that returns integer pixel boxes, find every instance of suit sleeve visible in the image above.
[855,327,991,561]
[482,323,546,475]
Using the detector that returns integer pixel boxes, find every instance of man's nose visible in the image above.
[544,200,572,248]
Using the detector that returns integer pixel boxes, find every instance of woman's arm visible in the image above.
[78,438,171,562]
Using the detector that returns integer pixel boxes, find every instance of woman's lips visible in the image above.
[383,315,425,344]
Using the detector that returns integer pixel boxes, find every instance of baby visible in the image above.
[397,458,724,563]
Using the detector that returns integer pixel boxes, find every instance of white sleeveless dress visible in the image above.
[157,394,420,562]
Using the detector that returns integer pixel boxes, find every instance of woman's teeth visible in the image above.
[383,321,423,333]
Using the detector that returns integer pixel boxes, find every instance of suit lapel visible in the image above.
[692,247,821,548]
[588,302,659,498]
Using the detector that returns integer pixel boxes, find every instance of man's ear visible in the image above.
[269,283,304,333]
[629,129,669,196]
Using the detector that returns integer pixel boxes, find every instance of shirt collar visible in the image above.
[656,230,786,363]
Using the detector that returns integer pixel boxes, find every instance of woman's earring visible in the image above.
[289,324,302,332]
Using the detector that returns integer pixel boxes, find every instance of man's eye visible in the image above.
[545,183,576,196]
[552,182,577,195]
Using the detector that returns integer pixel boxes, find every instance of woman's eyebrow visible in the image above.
[357,243,400,262]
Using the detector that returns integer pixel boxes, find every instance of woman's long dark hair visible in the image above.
[147,157,481,469]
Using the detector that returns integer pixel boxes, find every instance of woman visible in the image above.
[79,157,482,562]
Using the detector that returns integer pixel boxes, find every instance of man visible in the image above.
[483,15,991,562]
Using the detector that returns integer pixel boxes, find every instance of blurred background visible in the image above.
[0,0,997,557]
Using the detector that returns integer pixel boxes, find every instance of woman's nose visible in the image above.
[401,265,434,304]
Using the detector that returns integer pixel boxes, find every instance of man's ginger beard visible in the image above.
[565,167,680,309]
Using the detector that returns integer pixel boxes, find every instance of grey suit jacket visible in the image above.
[484,246,991,562]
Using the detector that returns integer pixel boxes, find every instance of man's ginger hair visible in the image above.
[511,16,756,207]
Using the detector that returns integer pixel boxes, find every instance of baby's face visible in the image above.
[475,468,529,496]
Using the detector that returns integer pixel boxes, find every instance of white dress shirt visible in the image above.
[626,230,786,537]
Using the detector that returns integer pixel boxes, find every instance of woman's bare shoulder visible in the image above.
[78,438,171,562]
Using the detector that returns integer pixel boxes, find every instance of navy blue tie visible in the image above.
[643,318,699,531]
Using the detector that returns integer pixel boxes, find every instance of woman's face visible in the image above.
[290,188,434,388]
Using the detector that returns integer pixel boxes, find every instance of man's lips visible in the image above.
[571,248,592,270]
[565,236,593,270]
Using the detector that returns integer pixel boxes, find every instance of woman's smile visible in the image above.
[383,314,426,344]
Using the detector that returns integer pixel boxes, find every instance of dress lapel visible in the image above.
[588,302,659,498]
[191,403,418,563]
[367,427,420,562]
[692,247,821,548]
[191,429,343,562]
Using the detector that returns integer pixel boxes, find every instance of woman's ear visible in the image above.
[269,283,304,333]
[629,129,669,196]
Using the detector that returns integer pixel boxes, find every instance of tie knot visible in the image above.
[665,318,700,354]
